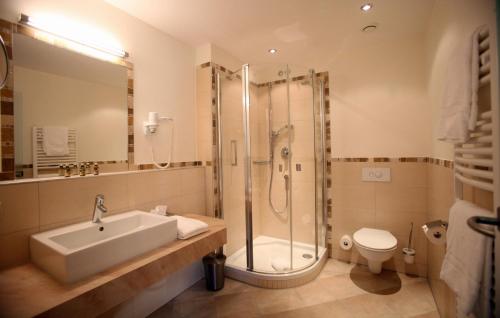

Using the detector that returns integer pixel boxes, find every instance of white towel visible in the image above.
[437,25,486,143]
[271,258,290,272]
[440,200,492,318]
[174,215,208,240]
[42,127,69,156]
[469,25,488,131]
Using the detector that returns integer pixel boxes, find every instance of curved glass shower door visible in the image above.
[220,63,326,276]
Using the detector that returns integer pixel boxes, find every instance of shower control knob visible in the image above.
[281,146,290,159]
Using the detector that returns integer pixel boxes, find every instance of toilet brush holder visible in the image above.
[402,247,416,264]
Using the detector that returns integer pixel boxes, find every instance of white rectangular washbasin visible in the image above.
[30,211,177,284]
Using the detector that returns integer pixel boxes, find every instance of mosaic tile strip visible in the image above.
[17,160,129,169]
[0,19,14,181]
[135,161,203,170]
[427,157,454,168]
[126,64,134,167]
[330,157,453,168]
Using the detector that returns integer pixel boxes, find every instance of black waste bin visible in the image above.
[202,253,226,291]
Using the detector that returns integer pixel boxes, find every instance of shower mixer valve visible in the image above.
[281,146,290,159]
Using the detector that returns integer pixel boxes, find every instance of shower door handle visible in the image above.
[231,140,237,166]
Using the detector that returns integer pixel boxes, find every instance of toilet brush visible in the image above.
[403,222,416,264]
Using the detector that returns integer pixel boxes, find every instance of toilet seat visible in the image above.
[353,228,397,251]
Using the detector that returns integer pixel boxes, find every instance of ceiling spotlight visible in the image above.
[360,3,373,12]
[268,48,277,54]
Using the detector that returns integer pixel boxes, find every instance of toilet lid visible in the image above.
[353,228,397,250]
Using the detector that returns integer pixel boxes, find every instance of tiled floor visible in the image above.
[149,259,439,318]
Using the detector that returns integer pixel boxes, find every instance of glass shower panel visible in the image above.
[249,64,293,273]
[313,74,327,256]
[219,70,247,270]
[288,66,318,270]
[222,63,326,275]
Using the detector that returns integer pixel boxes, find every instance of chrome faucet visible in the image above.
[92,194,108,223]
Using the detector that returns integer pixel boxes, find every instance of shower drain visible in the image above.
[302,253,313,259]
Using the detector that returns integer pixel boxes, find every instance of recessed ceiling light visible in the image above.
[360,3,373,12]
[268,48,277,54]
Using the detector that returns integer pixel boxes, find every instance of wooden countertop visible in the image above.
[0,215,226,318]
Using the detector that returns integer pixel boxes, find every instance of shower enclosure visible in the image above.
[216,64,327,287]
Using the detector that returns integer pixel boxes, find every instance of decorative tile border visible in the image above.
[427,157,454,168]
[0,19,15,181]
[126,66,134,168]
[0,18,135,180]
[330,157,453,168]
[134,161,203,170]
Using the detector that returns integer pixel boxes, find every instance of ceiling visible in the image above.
[105,0,436,70]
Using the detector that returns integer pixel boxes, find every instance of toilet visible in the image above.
[353,228,398,274]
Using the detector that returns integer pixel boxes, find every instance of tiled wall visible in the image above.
[330,157,494,315]
[255,77,317,245]
[427,163,456,317]
[330,158,429,277]
[195,64,215,218]
[0,167,206,269]
[427,161,494,317]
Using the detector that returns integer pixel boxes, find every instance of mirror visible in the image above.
[11,33,129,179]
[0,35,8,89]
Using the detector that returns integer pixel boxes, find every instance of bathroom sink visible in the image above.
[30,211,177,284]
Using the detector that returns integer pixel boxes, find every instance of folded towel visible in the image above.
[271,258,290,272]
[174,215,208,239]
[42,127,69,156]
[437,25,486,143]
[440,200,492,318]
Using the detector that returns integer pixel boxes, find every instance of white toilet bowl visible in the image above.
[353,228,397,274]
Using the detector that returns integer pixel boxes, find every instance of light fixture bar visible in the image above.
[18,13,129,58]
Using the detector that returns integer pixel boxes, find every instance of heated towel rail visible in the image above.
[454,27,495,196]
[32,127,77,178]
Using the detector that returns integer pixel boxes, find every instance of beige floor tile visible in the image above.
[149,260,439,318]
[410,311,441,318]
[317,259,356,278]
[250,287,305,315]
[215,291,260,317]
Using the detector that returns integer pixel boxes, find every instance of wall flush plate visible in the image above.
[362,167,391,182]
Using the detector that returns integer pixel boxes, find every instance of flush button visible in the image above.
[362,167,391,182]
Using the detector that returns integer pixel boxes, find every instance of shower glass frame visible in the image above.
[217,63,327,275]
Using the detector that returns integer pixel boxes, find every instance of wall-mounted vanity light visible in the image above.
[18,13,128,60]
